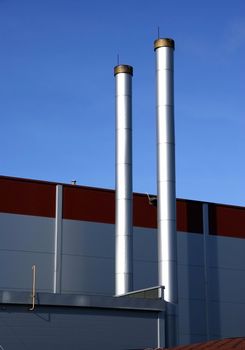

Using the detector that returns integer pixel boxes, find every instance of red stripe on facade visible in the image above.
[62,185,157,228]
[62,186,204,231]
[62,185,115,224]
[1,176,245,238]
[177,200,203,233]
[209,204,245,238]
[0,177,56,218]
[133,194,157,228]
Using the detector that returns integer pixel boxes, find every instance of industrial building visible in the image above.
[0,38,245,349]
[0,175,245,350]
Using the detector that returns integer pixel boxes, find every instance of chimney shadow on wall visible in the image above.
[207,204,221,340]
[177,200,221,344]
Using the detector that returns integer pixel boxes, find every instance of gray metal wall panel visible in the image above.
[178,299,206,337]
[0,251,54,292]
[0,213,54,252]
[178,264,205,300]
[203,235,245,340]
[177,231,206,345]
[133,260,158,291]
[208,301,245,338]
[177,232,204,266]
[61,254,114,295]
[208,235,245,269]
[177,229,245,345]
[1,211,245,346]
[62,219,115,258]
[61,219,114,295]
[61,221,159,295]
[0,213,54,292]
[133,226,158,291]
[133,227,157,262]
[178,334,207,346]
[208,267,245,303]
[0,305,159,350]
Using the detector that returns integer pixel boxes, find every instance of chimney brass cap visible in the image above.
[114,65,133,76]
[154,38,175,50]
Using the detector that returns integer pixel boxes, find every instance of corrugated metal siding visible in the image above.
[154,337,245,350]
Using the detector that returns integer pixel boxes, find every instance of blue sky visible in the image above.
[0,0,244,205]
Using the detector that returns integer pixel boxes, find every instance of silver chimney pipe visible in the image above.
[114,64,133,296]
[154,38,178,305]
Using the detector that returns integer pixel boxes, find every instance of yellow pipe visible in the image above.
[29,265,36,311]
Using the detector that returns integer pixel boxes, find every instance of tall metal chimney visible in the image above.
[154,38,178,305]
[114,64,133,296]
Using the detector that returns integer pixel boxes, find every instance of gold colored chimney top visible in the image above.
[154,38,175,50]
[114,65,133,76]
